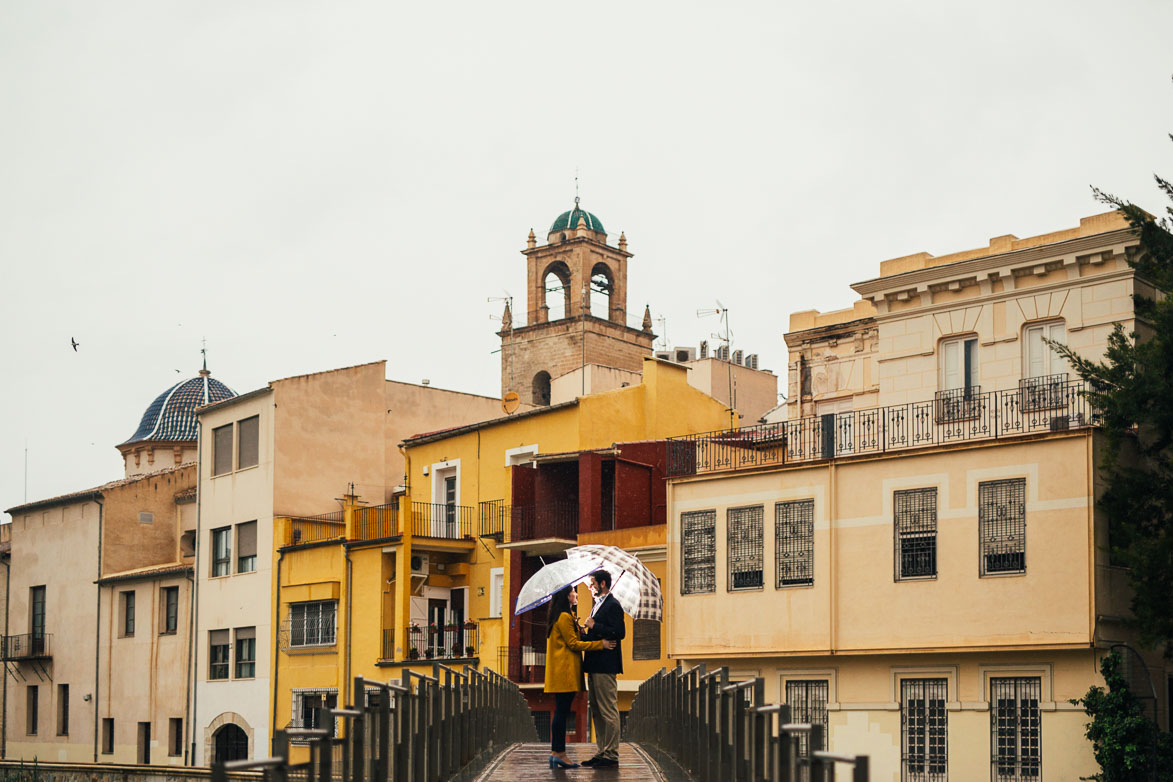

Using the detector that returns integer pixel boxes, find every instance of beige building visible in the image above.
[191,361,503,765]
[665,212,1166,781]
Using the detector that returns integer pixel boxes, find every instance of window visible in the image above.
[138,512,154,524]
[289,601,337,647]
[776,500,814,587]
[234,627,256,678]
[895,488,937,580]
[785,680,828,759]
[901,678,947,781]
[632,618,661,660]
[211,527,231,577]
[56,683,69,736]
[237,416,259,469]
[138,721,151,764]
[102,718,114,754]
[168,718,183,757]
[292,690,338,736]
[1024,321,1066,379]
[990,677,1041,780]
[30,585,45,640]
[727,505,764,590]
[979,479,1026,575]
[209,630,230,680]
[236,521,257,573]
[489,567,504,618]
[681,510,716,594]
[26,686,38,735]
[120,590,136,637]
[212,424,234,476]
[161,586,179,634]
[939,336,978,392]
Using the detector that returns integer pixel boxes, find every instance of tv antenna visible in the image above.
[654,316,670,351]
[698,301,736,429]
[488,292,515,392]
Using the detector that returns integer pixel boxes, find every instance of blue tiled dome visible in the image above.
[122,372,236,445]
[550,207,605,235]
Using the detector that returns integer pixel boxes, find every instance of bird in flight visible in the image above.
[71,338,79,352]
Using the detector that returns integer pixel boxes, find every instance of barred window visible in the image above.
[289,600,337,647]
[776,499,814,587]
[728,505,764,591]
[980,479,1026,575]
[291,690,337,739]
[681,510,716,594]
[632,618,661,660]
[895,488,937,580]
[990,677,1041,781]
[901,678,948,781]
[785,680,829,761]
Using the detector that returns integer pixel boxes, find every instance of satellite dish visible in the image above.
[502,392,520,414]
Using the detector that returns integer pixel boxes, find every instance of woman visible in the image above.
[544,584,616,768]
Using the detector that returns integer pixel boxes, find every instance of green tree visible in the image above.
[1051,130,1173,653]
[1072,652,1173,781]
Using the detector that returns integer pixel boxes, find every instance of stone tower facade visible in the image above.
[499,203,655,405]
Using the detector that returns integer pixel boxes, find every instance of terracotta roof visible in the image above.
[97,563,192,585]
[404,401,578,445]
[6,464,192,516]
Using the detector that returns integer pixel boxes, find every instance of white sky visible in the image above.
[2,1,1171,513]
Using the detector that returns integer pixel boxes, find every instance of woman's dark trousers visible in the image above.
[551,692,576,753]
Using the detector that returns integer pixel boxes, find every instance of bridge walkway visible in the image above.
[475,742,665,782]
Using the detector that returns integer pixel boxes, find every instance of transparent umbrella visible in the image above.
[565,544,663,622]
[514,558,596,615]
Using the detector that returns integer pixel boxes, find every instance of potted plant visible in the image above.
[465,645,476,658]
[424,648,434,659]
[463,620,476,630]
[407,647,420,660]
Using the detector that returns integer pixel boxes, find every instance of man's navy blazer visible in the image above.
[582,594,626,675]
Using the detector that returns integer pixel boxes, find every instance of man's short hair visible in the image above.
[590,569,612,590]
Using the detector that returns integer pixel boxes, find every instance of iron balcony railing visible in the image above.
[2,633,51,660]
[627,664,869,782]
[667,379,1098,476]
[409,502,474,540]
[504,501,579,543]
[212,666,536,782]
[285,511,346,547]
[399,625,479,661]
[352,500,400,541]
[498,645,547,685]
[478,500,507,540]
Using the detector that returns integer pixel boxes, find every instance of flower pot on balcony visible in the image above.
[407,647,419,660]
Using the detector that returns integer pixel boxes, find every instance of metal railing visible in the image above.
[497,646,546,685]
[504,501,579,543]
[667,379,1098,476]
[409,503,474,540]
[212,665,536,782]
[353,501,400,541]
[2,633,51,660]
[403,625,478,661]
[285,511,346,547]
[478,500,506,540]
[627,664,868,782]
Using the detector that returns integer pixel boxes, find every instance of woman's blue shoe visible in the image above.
[549,756,580,769]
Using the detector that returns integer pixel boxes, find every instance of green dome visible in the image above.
[550,207,605,235]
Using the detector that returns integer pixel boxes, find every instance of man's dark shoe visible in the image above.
[580,757,602,767]
[591,758,619,768]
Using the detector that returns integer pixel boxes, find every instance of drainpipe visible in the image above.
[182,571,195,765]
[2,550,10,759]
[270,549,284,752]
[345,550,353,704]
[92,498,104,762]
[188,419,203,765]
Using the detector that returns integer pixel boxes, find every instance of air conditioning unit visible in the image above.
[410,553,430,577]
[746,353,759,370]
[654,351,673,361]
[716,345,730,361]
[699,340,708,359]
[674,347,697,363]
[732,350,744,365]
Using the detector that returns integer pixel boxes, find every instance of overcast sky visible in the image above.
[2,1,1171,513]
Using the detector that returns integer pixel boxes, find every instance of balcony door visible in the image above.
[30,586,45,655]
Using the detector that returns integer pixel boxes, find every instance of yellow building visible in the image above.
[271,356,730,755]
[664,212,1167,781]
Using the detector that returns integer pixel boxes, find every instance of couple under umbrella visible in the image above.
[515,545,664,770]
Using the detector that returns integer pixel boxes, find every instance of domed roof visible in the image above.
[550,207,605,236]
[122,371,236,446]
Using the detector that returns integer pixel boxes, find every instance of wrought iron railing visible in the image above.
[1019,373,1069,412]
[285,511,346,546]
[504,501,579,543]
[410,502,474,539]
[497,645,546,685]
[352,500,400,541]
[667,379,1098,476]
[401,624,479,661]
[2,633,51,660]
[627,664,869,782]
[478,500,507,540]
[212,666,536,782]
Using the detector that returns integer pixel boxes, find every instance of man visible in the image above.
[580,569,625,768]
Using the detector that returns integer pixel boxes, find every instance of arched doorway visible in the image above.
[532,371,552,406]
[213,723,248,764]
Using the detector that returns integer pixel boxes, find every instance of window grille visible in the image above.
[901,678,948,782]
[681,510,716,594]
[728,505,764,590]
[979,479,1026,575]
[990,677,1041,781]
[785,680,829,769]
[776,499,814,587]
[290,690,337,738]
[632,618,661,660]
[895,488,937,580]
[289,601,338,647]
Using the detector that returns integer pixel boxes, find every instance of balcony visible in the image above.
[352,500,400,541]
[391,623,479,661]
[3,633,51,660]
[284,511,345,547]
[410,502,474,540]
[667,379,1099,476]
[498,645,546,685]
[499,501,579,555]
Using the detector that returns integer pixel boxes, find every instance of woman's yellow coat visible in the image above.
[544,611,605,693]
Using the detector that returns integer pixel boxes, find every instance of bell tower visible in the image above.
[499,201,655,406]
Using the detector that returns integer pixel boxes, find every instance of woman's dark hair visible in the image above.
[546,586,574,637]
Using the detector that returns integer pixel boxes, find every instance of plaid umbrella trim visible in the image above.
[565,544,664,622]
